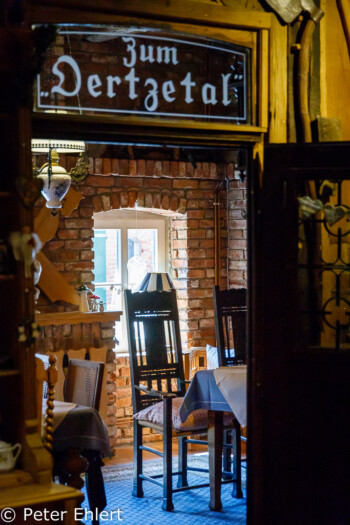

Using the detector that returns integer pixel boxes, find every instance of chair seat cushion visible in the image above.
[134,396,234,432]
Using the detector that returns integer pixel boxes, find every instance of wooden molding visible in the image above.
[36,310,122,326]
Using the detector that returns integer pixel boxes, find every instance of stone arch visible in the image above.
[91,190,187,215]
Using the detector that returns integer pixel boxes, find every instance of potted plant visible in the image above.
[89,294,100,312]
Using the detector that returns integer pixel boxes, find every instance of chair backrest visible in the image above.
[64,358,104,410]
[213,285,247,367]
[124,289,186,413]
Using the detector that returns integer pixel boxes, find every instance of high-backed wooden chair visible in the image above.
[125,289,240,511]
[35,353,58,452]
[213,285,247,367]
[64,358,104,410]
[213,285,247,479]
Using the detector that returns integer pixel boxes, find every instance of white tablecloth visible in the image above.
[42,400,77,432]
[213,366,247,427]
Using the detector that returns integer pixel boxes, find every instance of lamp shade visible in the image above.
[31,139,85,153]
[137,272,174,292]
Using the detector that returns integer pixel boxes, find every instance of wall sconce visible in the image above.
[31,139,89,209]
[137,272,175,292]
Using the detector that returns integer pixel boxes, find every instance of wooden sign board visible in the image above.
[36,27,250,123]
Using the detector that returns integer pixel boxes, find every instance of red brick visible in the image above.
[172,240,187,249]
[53,250,79,262]
[153,193,161,208]
[199,180,216,189]
[199,219,214,229]
[52,262,65,271]
[65,218,94,229]
[178,198,187,214]
[103,158,112,175]
[85,175,114,187]
[178,162,186,177]
[161,193,170,210]
[110,192,120,209]
[169,196,178,212]
[65,240,93,250]
[226,163,234,177]
[145,160,154,176]
[173,179,198,190]
[94,158,103,174]
[202,163,209,177]
[81,251,94,260]
[92,195,103,213]
[57,229,78,240]
[229,229,244,239]
[187,229,206,239]
[116,397,132,408]
[145,193,153,208]
[128,191,137,208]
[229,210,246,219]
[186,210,205,219]
[228,239,247,249]
[101,194,111,211]
[187,270,206,278]
[187,200,199,209]
[186,162,194,177]
[79,206,93,218]
[120,192,128,207]
[45,241,64,250]
[137,159,145,175]
[129,160,137,176]
[80,229,94,239]
[199,239,215,248]
[199,318,215,329]
[136,191,144,207]
[162,161,170,175]
[112,159,119,174]
[115,387,132,398]
[172,259,188,268]
[170,161,179,177]
[145,178,172,190]
[154,161,162,177]
[119,159,129,175]
[66,261,94,271]
[209,163,217,177]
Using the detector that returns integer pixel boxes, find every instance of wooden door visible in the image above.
[248,143,350,525]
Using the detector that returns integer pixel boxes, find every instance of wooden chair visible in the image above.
[125,288,240,511]
[213,285,247,367]
[35,353,58,452]
[213,285,247,482]
[64,358,104,410]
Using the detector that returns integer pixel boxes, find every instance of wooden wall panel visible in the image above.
[321,0,350,139]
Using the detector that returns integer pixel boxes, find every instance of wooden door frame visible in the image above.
[28,2,283,521]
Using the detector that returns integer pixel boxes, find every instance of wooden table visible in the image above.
[50,402,110,522]
[179,367,247,510]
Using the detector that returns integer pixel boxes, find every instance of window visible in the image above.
[93,209,169,351]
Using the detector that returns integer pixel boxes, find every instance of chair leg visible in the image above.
[162,397,174,511]
[177,436,188,488]
[232,419,243,498]
[132,420,144,498]
[222,429,233,480]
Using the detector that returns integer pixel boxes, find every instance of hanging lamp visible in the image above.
[32,139,88,209]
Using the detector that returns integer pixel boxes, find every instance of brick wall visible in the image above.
[36,155,247,448]
[227,180,248,289]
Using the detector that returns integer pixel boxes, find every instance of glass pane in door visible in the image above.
[127,229,158,290]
